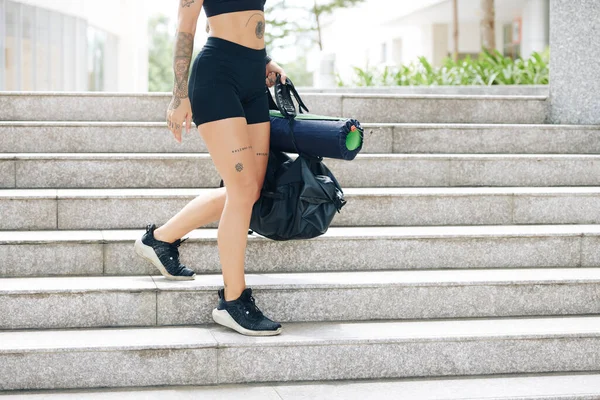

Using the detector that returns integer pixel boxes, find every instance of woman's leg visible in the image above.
[153,187,226,243]
[153,123,270,245]
[198,117,260,301]
[154,119,271,241]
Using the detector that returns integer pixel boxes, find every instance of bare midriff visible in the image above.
[207,10,266,50]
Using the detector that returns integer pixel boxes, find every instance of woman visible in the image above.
[134,0,286,336]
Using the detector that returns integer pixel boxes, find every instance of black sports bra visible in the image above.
[204,0,266,18]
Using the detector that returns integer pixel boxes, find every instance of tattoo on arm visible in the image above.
[169,31,194,110]
[181,0,195,7]
[256,152,268,156]
[235,163,244,172]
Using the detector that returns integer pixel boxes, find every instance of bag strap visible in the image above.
[286,114,322,161]
[288,80,309,114]
[267,87,279,111]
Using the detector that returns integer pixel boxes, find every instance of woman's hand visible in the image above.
[166,96,192,143]
[266,60,288,87]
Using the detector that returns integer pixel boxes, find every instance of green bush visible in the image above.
[341,48,549,87]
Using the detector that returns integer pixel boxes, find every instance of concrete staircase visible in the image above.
[2,91,600,397]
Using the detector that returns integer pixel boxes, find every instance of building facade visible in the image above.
[0,0,149,92]
[315,0,549,86]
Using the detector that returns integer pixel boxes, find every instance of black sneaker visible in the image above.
[134,224,196,280]
[212,288,282,336]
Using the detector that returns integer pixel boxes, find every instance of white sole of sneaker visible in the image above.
[212,308,282,336]
[134,238,195,281]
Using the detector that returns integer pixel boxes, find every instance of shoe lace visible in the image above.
[167,238,187,261]
[173,237,188,247]
[245,295,264,319]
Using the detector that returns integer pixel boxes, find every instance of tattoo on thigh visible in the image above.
[232,146,252,153]
[256,152,269,157]
[235,163,244,172]
[181,0,195,7]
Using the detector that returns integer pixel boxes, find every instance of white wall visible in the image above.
[446,21,488,55]
[432,23,448,66]
[13,0,149,92]
[317,0,445,85]
[116,0,149,92]
[14,0,140,36]
[521,0,549,58]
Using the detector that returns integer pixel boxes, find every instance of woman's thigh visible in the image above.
[198,117,259,199]
[246,121,270,188]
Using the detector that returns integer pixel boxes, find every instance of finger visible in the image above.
[167,112,173,129]
[186,113,192,135]
[167,117,179,141]
[280,73,287,84]
[174,124,182,143]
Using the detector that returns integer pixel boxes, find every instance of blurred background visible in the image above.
[0,0,550,92]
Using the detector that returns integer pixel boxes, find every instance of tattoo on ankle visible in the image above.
[235,163,244,172]
[256,152,268,156]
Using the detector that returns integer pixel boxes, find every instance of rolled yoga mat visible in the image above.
[269,110,364,161]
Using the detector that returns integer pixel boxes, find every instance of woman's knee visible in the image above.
[226,179,261,205]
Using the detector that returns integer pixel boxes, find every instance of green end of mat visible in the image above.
[346,126,362,151]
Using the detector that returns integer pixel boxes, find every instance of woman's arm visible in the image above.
[170,0,203,111]
[167,0,204,142]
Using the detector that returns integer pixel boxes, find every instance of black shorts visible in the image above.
[188,36,270,126]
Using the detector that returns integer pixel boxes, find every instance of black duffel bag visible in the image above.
[249,148,346,241]
[220,75,347,241]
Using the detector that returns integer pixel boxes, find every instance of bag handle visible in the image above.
[268,74,320,159]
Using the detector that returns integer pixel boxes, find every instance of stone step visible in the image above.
[2,269,600,329]
[394,123,600,154]
[2,122,600,155]
[6,187,600,231]
[298,84,549,95]
[0,121,392,154]
[0,92,547,124]
[2,225,599,277]
[2,316,600,390]
[4,153,600,189]
[5,373,600,399]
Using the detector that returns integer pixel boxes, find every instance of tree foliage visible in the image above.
[148,14,201,93]
[281,56,314,86]
[148,14,174,93]
[265,0,364,52]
